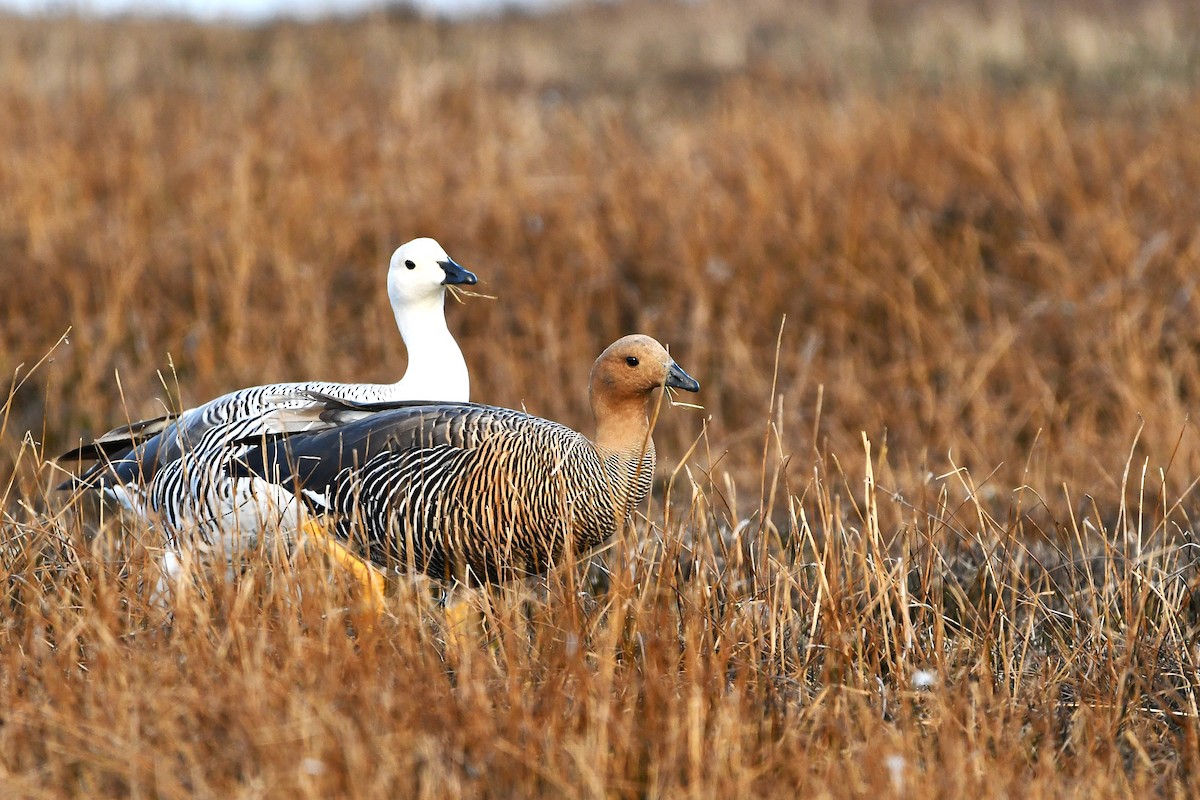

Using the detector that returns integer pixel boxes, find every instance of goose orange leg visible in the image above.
[300,519,387,620]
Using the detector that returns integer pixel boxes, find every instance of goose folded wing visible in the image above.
[224,402,518,493]
[254,392,469,436]
[58,410,205,491]
[56,412,179,465]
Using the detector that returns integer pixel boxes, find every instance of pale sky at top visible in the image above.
[0,0,566,21]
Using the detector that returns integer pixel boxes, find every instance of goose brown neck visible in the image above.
[591,389,657,457]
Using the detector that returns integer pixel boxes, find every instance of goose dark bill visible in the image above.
[665,361,700,393]
[439,258,477,285]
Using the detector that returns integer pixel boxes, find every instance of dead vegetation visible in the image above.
[3,0,1200,795]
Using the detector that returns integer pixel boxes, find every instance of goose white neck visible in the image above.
[390,291,470,402]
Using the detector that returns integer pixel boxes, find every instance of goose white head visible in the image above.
[386,237,477,307]
[386,238,477,402]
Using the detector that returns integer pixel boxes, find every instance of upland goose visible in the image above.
[228,335,699,595]
[58,238,478,560]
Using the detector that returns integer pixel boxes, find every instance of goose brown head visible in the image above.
[589,334,699,454]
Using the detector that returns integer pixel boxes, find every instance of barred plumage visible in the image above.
[229,335,700,585]
[57,237,478,557]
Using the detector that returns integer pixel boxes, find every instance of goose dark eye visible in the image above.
[405,260,416,270]
[625,356,639,367]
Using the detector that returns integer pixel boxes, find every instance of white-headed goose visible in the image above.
[58,237,478,554]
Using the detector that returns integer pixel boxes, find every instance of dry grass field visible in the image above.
[4,0,1200,795]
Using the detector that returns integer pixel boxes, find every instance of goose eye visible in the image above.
[405,260,416,270]
[625,356,639,367]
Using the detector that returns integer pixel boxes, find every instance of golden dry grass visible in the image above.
[4,0,1200,795]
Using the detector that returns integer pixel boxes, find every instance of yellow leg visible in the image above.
[301,519,387,622]
[443,592,476,648]
[442,586,500,659]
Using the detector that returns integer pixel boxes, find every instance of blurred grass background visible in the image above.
[4,0,1200,795]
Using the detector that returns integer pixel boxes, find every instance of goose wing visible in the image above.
[59,406,212,491]
[56,413,179,464]
[225,400,530,495]
[56,386,358,491]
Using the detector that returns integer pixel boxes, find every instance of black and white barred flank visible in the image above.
[60,380,433,542]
